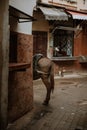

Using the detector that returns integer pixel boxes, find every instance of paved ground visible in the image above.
[7,73,87,130]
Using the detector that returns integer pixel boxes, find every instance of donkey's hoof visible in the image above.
[42,101,49,106]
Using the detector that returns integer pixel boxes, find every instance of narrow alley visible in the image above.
[7,74,87,130]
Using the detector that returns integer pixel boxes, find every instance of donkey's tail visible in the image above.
[50,62,54,93]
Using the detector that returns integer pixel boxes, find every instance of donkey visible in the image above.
[33,54,54,105]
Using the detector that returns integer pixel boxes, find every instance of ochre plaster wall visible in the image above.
[32,11,49,32]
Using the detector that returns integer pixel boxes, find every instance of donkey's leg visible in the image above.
[41,77,51,105]
[43,86,51,105]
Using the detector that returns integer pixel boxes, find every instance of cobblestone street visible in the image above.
[7,74,87,130]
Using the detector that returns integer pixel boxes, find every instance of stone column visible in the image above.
[0,0,9,130]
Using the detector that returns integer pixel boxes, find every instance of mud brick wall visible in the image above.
[74,30,87,71]
[8,33,33,122]
[53,60,77,75]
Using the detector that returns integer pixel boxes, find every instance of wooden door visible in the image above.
[9,32,17,62]
[33,31,47,56]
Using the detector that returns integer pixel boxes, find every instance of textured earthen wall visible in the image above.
[8,33,33,122]
[74,29,87,71]
[53,60,77,75]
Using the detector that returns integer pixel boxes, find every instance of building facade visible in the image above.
[32,0,87,74]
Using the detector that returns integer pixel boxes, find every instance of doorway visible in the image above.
[33,31,47,56]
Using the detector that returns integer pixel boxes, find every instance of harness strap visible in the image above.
[36,69,49,75]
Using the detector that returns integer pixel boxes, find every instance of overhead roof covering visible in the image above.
[39,6,68,21]
[9,6,35,23]
[67,11,87,20]
[51,26,82,34]
[69,0,77,3]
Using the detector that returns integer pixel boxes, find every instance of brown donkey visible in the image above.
[33,54,54,105]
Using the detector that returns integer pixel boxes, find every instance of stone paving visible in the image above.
[7,74,87,130]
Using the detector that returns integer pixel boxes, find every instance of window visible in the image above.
[53,29,73,57]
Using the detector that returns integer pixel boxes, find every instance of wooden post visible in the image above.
[0,0,9,130]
